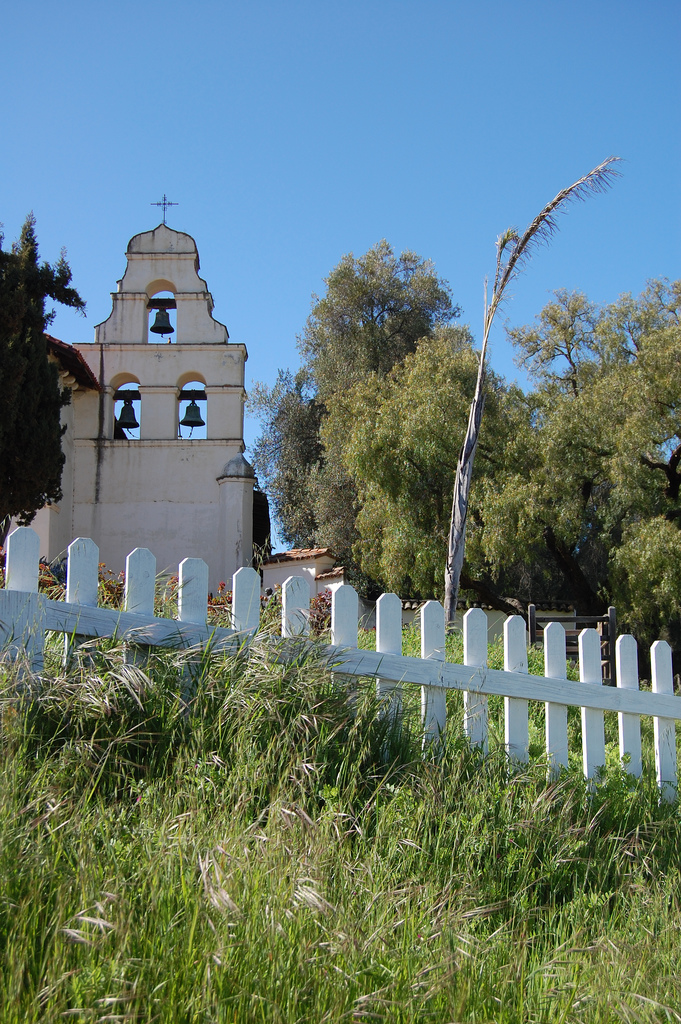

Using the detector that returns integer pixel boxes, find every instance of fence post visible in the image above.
[651,640,677,802]
[6,526,40,593]
[232,566,261,636]
[1,527,44,672]
[606,605,617,683]
[65,537,100,662]
[616,634,642,778]
[528,603,537,646]
[178,558,209,627]
[544,621,569,777]
[178,558,209,700]
[504,615,529,763]
[580,628,606,782]
[282,576,310,638]
[421,600,446,753]
[376,592,402,717]
[331,585,358,648]
[124,548,156,664]
[66,537,100,607]
[125,547,156,614]
[463,607,488,753]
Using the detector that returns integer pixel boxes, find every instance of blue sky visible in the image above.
[2,0,679,462]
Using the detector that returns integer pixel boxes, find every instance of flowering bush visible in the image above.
[98,562,125,607]
[208,580,233,626]
[39,561,66,600]
[309,588,332,636]
[0,553,67,600]
[208,580,232,609]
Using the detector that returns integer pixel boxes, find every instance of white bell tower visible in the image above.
[69,222,254,591]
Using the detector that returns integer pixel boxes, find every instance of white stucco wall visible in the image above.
[68,438,248,591]
[74,343,247,443]
[95,224,229,347]
[319,577,346,596]
[262,553,336,597]
[28,224,254,593]
[262,564,319,595]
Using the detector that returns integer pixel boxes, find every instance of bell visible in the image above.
[150,309,174,336]
[180,399,205,429]
[117,398,139,430]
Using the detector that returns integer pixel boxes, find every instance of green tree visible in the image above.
[300,239,458,399]
[335,279,681,649]
[251,241,458,586]
[0,214,85,531]
[334,327,526,611]
[249,368,324,547]
[481,280,681,642]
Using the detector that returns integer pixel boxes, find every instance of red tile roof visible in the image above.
[264,547,335,565]
[45,335,101,391]
[316,566,345,581]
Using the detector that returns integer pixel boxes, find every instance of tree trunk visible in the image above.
[459,571,525,617]
[542,525,603,615]
[442,158,619,624]
[444,387,485,623]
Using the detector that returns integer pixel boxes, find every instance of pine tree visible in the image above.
[0,214,85,533]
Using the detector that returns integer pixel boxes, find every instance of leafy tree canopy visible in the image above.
[440,286,679,629]
[250,241,459,587]
[335,279,681,645]
[334,327,525,608]
[252,230,680,647]
[299,239,458,398]
[0,214,85,527]
[249,368,323,548]
[486,281,681,629]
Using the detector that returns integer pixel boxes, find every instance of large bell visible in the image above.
[117,398,139,430]
[150,309,174,336]
[180,399,205,430]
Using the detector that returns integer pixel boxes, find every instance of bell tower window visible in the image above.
[113,381,141,439]
[148,293,177,343]
[178,379,207,438]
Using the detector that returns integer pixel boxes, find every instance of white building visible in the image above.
[27,223,255,592]
[262,548,344,597]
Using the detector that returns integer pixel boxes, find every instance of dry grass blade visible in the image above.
[61,928,95,946]
[293,882,336,916]
[198,852,242,915]
[76,914,115,932]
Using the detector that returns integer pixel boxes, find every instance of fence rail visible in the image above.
[1,527,678,800]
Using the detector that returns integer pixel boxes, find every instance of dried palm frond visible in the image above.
[485,157,621,366]
[444,157,621,622]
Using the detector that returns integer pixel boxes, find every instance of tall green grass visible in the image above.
[1,632,680,1022]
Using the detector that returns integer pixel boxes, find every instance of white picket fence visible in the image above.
[1,527,679,800]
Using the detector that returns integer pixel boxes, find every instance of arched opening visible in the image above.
[113,379,141,439]
[147,288,177,344]
[178,377,207,439]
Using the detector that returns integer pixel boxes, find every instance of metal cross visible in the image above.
[151,194,178,225]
